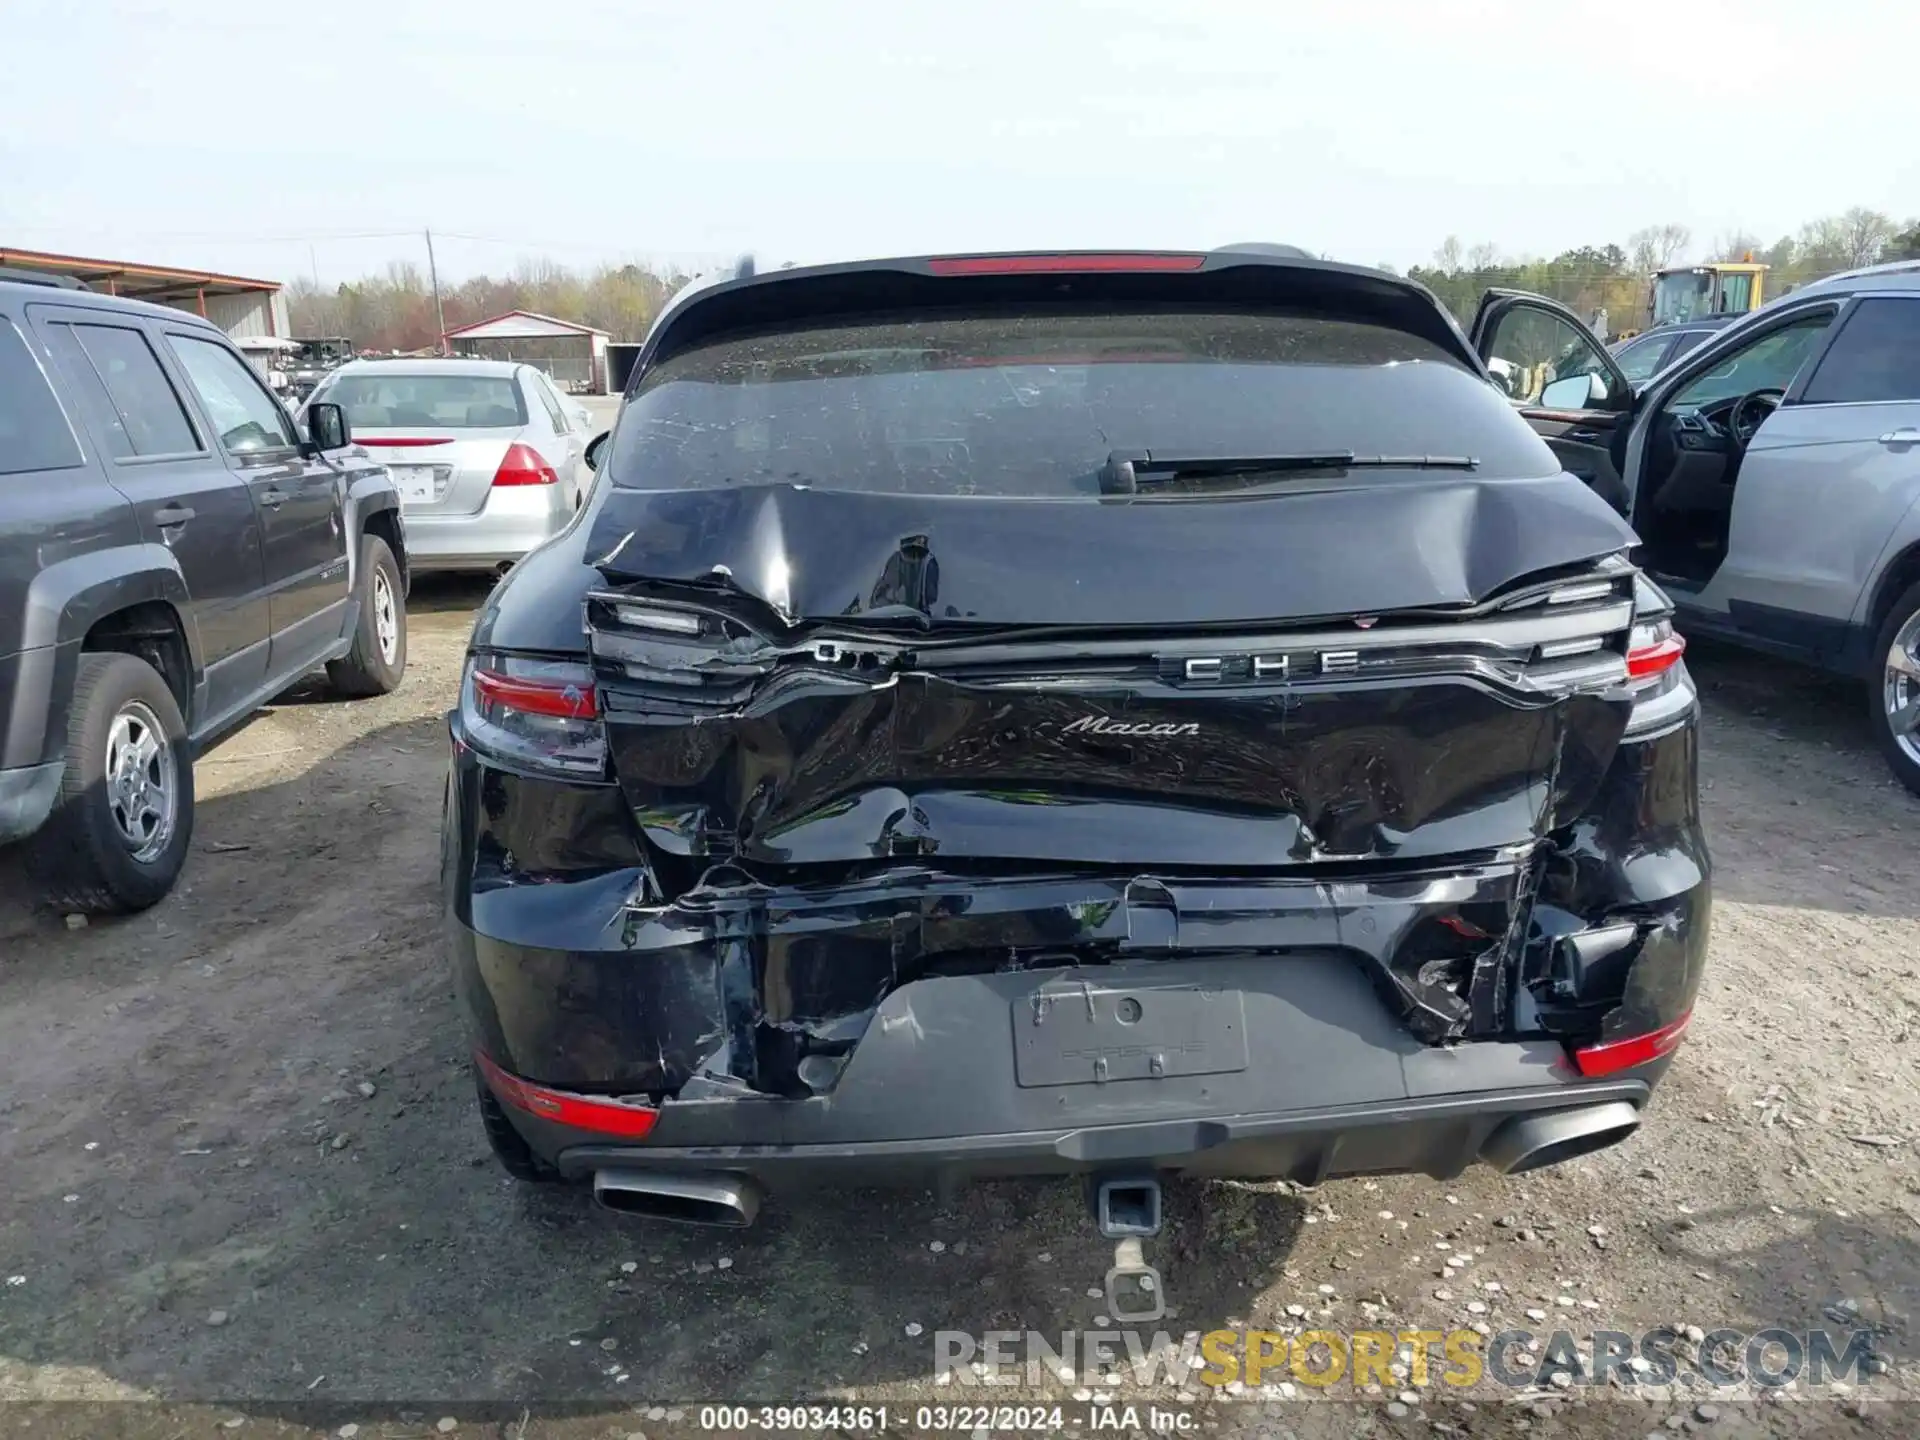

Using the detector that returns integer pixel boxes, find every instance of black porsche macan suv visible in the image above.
[441,249,1709,1228]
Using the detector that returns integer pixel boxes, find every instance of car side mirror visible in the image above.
[584,430,610,472]
[304,401,352,454]
[1541,372,1607,410]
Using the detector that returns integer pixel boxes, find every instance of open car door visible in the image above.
[1468,289,1636,515]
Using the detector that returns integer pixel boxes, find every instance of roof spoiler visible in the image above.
[1213,242,1315,259]
[630,249,1481,386]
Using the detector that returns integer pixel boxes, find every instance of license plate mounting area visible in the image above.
[1012,979,1248,1088]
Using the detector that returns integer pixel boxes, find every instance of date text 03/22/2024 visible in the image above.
[695,1405,1192,1432]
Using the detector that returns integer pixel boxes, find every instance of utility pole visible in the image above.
[308,244,320,289]
[424,228,447,354]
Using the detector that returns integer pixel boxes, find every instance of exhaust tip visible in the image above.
[1481,1101,1640,1175]
[593,1169,762,1228]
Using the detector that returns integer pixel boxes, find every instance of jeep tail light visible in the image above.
[476,1050,657,1139]
[493,442,559,487]
[1622,576,1696,738]
[1570,1009,1691,1077]
[460,653,606,777]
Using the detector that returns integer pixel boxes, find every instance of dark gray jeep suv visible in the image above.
[443,250,1711,1265]
[0,272,409,913]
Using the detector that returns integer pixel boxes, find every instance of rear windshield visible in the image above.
[316,372,527,429]
[608,309,1555,496]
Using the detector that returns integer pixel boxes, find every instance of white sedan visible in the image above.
[301,358,594,575]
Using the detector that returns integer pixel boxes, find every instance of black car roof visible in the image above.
[631,249,1482,387]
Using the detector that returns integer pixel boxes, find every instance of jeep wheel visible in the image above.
[1870,580,1920,798]
[27,652,194,915]
[327,534,407,698]
[474,1063,561,1183]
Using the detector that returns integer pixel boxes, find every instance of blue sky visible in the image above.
[3,0,1914,285]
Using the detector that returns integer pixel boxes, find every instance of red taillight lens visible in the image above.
[461,655,607,776]
[476,1051,658,1139]
[1620,585,1697,738]
[927,253,1208,276]
[1570,1010,1692,1077]
[493,442,559,487]
[471,666,597,719]
[1626,619,1686,677]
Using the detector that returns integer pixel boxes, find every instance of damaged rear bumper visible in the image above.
[443,707,1708,1184]
[484,950,1665,1187]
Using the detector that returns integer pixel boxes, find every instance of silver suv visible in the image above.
[1466,261,1920,795]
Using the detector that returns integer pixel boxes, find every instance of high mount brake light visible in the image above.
[475,1050,658,1139]
[1571,1010,1692,1077]
[926,253,1208,276]
[493,442,559,487]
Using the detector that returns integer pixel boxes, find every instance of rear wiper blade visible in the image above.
[1098,449,1479,494]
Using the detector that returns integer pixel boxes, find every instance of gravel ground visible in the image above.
[0,542,1915,1438]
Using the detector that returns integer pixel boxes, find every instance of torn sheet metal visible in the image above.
[468,859,1531,1096]
[581,480,1637,630]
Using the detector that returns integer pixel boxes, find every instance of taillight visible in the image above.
[493,442,559,487]
[926,253,1208,276]
[1571,1009,1692,1077]
[1627,619,1686,677]
[1621,576,1696,739]
[460,653,606,777]
[475,1050,657,1139]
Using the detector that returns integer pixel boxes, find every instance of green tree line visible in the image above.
[1403,209,1920,337]
[288,209,1920,350]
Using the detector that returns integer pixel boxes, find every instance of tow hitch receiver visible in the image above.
[1094,1176,1167,1323]
[1096,1177,1162,1237]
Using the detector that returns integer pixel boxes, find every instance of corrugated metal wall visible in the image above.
[198,291,285,338]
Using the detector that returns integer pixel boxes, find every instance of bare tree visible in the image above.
[1835,207,1897,267]
[1794,209,1896,277]
[1627,224,1692,275]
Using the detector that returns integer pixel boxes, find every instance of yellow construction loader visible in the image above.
[1647,258,1769,328]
